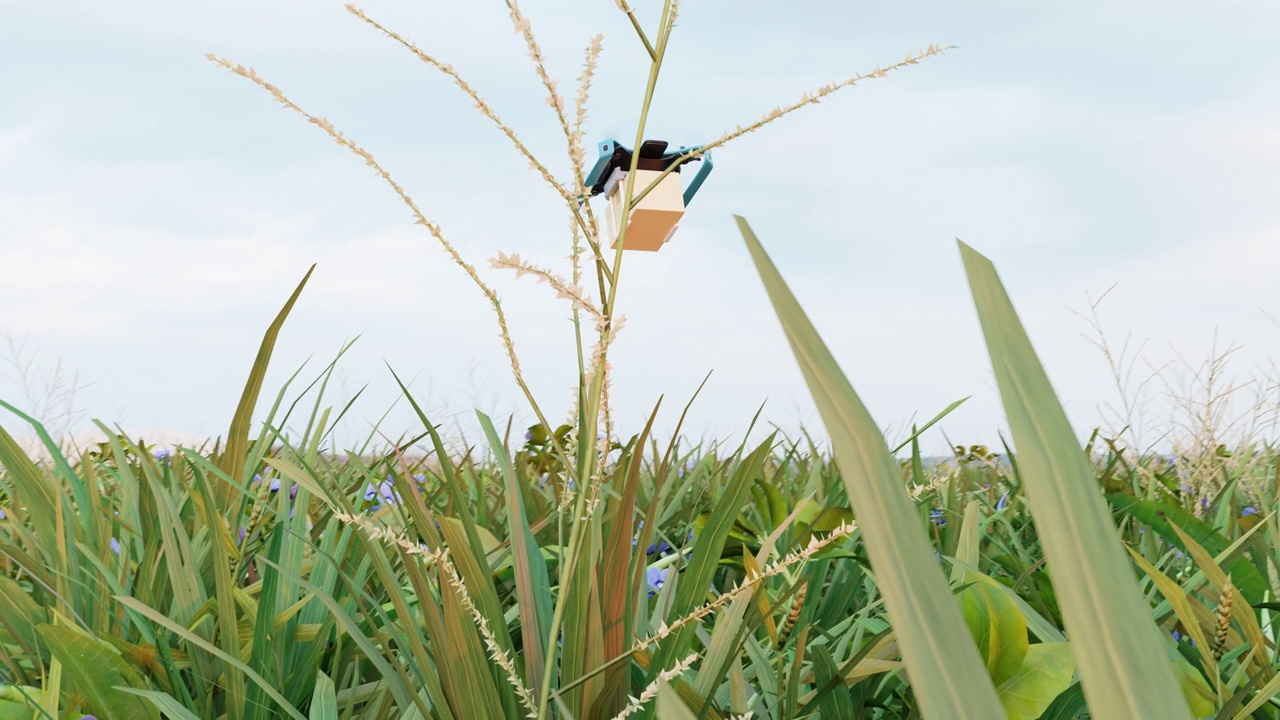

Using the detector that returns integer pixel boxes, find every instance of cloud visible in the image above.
[2,2,1279,457]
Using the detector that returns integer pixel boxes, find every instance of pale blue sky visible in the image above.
[2,1,1279,454]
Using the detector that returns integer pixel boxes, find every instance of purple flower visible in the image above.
[1243,506,1259,516]
[995,493,1009,512]
[364,480,401,508]
[646,565,669,594]
[154,449,171,461]
[110,538,120,555]
[0,507,6,520]
[646,539,672,556]
[930,509,946,527]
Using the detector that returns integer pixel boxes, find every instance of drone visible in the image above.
[580,138,714,252]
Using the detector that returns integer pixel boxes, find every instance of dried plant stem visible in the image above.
[434,549,540,716]
[536,9,680,719]
[504,1,591,201]
[206,55,580,485]
[334,512,435,562]
[345,6,564,199]
[613,0,657,60]
[553,521,858,702]
[571,36,610,300]
[629,45,952,209]
[344,5,599,253]
[345,3,603,480]
[489,252,603,319]
[505,1,612,301]
[607,652,699,720]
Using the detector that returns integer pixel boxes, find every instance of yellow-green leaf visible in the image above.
[959,575,1028,686]
[996,643,1076,720]
[35,625,159,720]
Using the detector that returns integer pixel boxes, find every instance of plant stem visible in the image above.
[534,5,676,718]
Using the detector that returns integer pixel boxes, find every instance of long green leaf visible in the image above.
[1109,495,1267,604]
[36,625,159,720]
[737,216,1006,719]
[477,411,552,703]
[114,597,307,720]
[308,671,337,720]
[218,264,315,498]
[959,240,1193,719]
[118,689,202,720]
[649,436,774,681]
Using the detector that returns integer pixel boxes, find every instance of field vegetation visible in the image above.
[3,3,1279,719]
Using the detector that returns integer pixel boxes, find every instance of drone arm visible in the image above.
[579,139,620,205]
[681,149,713,206]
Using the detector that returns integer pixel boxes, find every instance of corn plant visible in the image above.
[5,3,1280,720]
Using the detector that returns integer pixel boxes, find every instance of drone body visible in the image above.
[582,139,714,252]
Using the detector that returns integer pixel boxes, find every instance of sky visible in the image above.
[2,1,1279,456]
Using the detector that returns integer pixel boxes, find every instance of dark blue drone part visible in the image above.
[579,138,713,205]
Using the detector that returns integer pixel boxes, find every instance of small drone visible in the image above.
[581,138,714,252]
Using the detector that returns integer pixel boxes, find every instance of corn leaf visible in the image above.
[959,240,1193,719]
[309,671,337,720]
[218,264,314,499]
[36,625,159,720]
[477,411,552,702]
[738,216,1006,719]
[996,643,1076,720]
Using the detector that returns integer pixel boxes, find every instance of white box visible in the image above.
[603,169,686,252]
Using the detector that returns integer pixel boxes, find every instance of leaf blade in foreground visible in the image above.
[959,240,1193,719]
[738,216,1006,719]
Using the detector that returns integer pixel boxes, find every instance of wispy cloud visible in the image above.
[1,2,1278,455]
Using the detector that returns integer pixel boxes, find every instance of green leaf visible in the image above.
[960,240,1194,719]
[959,575,1029,686]
[1107,496,1267,605]
[738,217,1006,719]
[308,671,337,720]
[0,686,38,720]
[811,646,856,720]
[1165,644,1215,718]
[952,501,982,583]
[117,689,202,720]
[477,411,552,704]
[651,436,774,678]
[995,643,1076,720]
[0,577,47,660]
[113,597,307,720]
[654,684,698,720]
[1036,682,1086,720]
[218,264,314,494]
[36,625,159,720]
[890,396,971,454]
